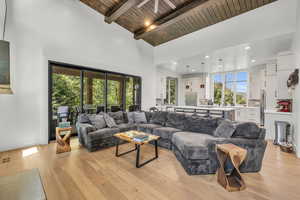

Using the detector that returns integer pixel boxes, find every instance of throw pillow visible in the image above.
[127,112,135,124]
[150,111,168,125]
[108,111,124,124]
[77,113,90,123]
[89,114,107,129]
[214,120,236,138]
[134,112,147,124]
[103,113,117,128]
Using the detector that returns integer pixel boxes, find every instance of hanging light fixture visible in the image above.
[0,0,12,94]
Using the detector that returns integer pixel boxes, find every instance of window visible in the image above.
[224,73,235,106]
[165,77,178,105]
[212,71,248,106]
[236,72,248,105]
[213,74,223,105]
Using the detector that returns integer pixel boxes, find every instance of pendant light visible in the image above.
[0,0,12,94]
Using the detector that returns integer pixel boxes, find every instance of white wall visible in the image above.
[292,0,300,157]
[0,0,155,151]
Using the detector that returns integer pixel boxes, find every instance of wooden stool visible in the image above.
[216,143,247,192]
[56,127,72,154]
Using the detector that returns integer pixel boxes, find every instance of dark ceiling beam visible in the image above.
[134,0,209,40]
[105,0,138,24]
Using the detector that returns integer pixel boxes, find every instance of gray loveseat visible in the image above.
[76,111,267,175]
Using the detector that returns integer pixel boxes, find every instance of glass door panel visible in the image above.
[50,65,81,140]
[83,71,106,113]
[107,73,124,112]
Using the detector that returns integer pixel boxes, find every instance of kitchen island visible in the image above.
[155,106,236,120]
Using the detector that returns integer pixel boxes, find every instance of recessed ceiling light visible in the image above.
[245,46,251,50]
[205,55,210,59]
[144,20,151,27]
[172,61,178,65]
[149,25,156,30]
[251,59,256,63]
[191,69,196,72]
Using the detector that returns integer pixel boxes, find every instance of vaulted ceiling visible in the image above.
[80,0,277,46]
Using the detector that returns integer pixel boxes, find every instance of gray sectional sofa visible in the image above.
[76,111,267,175]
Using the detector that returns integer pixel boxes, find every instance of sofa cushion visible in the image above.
[126,112,135,124]
[134,112,147,124]
[137,123,162,134]
[103,113,117,128]
[88,128,120,140]
[88,114,107,129]
[232,122,261,139]
[78,113,90,123]
[172,132,217,160]
[150,111,168,125]
[108,111,124,125]
[116,123,137,132]
[153,127,182,140]
[144,112,153,123]
[183,115,219,135]
[214,120,236,138]
[165,112,186,130]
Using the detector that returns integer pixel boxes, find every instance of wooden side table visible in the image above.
[56,127,72,154]
[216,143,247,192]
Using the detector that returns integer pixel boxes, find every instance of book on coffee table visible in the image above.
[133,135,149,142]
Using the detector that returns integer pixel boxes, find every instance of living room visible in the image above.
[0,0,300,199]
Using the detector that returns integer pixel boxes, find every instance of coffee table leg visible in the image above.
[155,140,158,158]
[115,140,138,157]
[136,144,140,168]
[115,138,119,157]
[136,141,159,168]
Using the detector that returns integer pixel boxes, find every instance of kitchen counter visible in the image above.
[156,105,237,111]
[170,106,236,111]
[265,110,293,116]
[155,105,236,120]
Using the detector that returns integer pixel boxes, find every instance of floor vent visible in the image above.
[2,157,10,163]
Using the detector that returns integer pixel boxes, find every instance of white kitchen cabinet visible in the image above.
[264,111,293,140]
[265,75,277,110]
[249,69,265,99]
[266,63,277,76]
[276,70,292,99]
[235,107,260,123]
[277,53,294,71]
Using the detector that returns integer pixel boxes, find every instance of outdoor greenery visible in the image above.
[52,73,135,117]
[214,82,247,105]
[214,82,222,105]
[165,78,177,105]
[52,73,81,114]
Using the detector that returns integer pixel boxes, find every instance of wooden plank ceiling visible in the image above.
[80,0,277,46]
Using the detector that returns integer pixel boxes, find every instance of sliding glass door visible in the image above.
[49,62,142,140]
[83,71,106,113]
[50,66,81,139]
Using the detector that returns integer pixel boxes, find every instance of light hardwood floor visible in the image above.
[0,139,300,200]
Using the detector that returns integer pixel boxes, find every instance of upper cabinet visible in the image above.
[266,63,277,76]
[277,52,295,71]
[249,68,265,99]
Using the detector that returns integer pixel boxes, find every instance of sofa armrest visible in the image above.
[76,123,96,146]
[206,138,267,173]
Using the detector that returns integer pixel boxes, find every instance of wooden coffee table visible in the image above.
[216,143,247,192]
[114,131,160,168]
